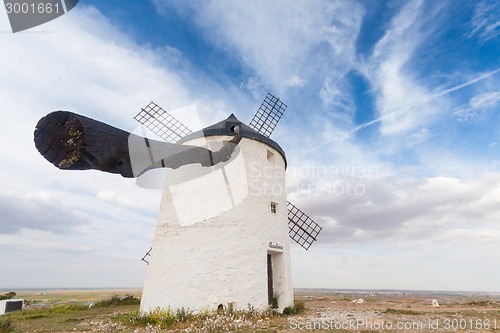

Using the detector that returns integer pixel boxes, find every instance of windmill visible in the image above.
[135,94,322,313]
[33,93,322,313]
[134,95,322,251]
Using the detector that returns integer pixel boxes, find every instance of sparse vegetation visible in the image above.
[466,299,498,306]
[3,289,500,332]
[94,295,141,307]
[383,308,423,315]
[128,308,191,328]
[126,303,293,331]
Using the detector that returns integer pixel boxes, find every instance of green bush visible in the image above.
[282,300,305,316]
[175,307,192,322]
[95,295,140,307]
[119,296,141,306]
[270,295,279,309]
[0,292,16,301]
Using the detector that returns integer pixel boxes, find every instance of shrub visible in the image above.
[282,301,305,316]
[119,295,141,306]
[270,295,279,309]
[0,292,16,301]
[175,307,192,322]
[95,295,140,307]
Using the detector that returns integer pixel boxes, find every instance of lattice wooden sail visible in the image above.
[134,102,192,143]
[248,93,287,137]
[287,201,322,250]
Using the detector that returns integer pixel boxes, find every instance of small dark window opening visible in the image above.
[271,202,277,214]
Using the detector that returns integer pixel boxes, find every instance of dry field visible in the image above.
[13,289,142,304]
[290,289,500,333]
[1,289,499,332]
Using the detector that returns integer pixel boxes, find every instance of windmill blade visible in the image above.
[287,201,322,250]
[248,93,287,137]
[134,102,192,143]
[141,247,152,265]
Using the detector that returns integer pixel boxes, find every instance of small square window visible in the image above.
[271,202,277,214]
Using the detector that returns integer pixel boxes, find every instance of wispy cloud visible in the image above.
[454,90,500,122]
[359,0,444,136]
[154,0,364,107]
[467,0,500,43]
[355,67,500,131]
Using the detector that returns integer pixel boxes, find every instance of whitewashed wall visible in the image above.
[140,136,293,313]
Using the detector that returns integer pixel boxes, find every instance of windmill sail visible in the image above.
[134,102,192,143]
[287,201,322,250]
[141,247,152,265]
[248,93,287,137]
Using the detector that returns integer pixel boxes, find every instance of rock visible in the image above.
[432,299,439,307]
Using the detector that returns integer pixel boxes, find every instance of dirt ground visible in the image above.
[2,288,500,332]
[287,289,500,332]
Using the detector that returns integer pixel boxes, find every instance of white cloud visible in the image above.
[0,191,87,234]
[289,171,500,244]
[454,90,500,122]
[97,190,149,210]
[467,0,500,43]
[154,0,364,107]
[289,172,500,291]
[359,0,446,136]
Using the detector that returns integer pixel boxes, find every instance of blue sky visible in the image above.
[0,0,499,291]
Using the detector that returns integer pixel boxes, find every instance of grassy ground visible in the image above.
[0,290,141,333]
[1,289,499,332]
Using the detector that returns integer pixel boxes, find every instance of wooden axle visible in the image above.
[34,111,241,178]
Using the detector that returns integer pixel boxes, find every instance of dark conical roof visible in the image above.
[178,114,286,166]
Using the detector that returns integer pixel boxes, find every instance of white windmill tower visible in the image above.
[134,94,322,313]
